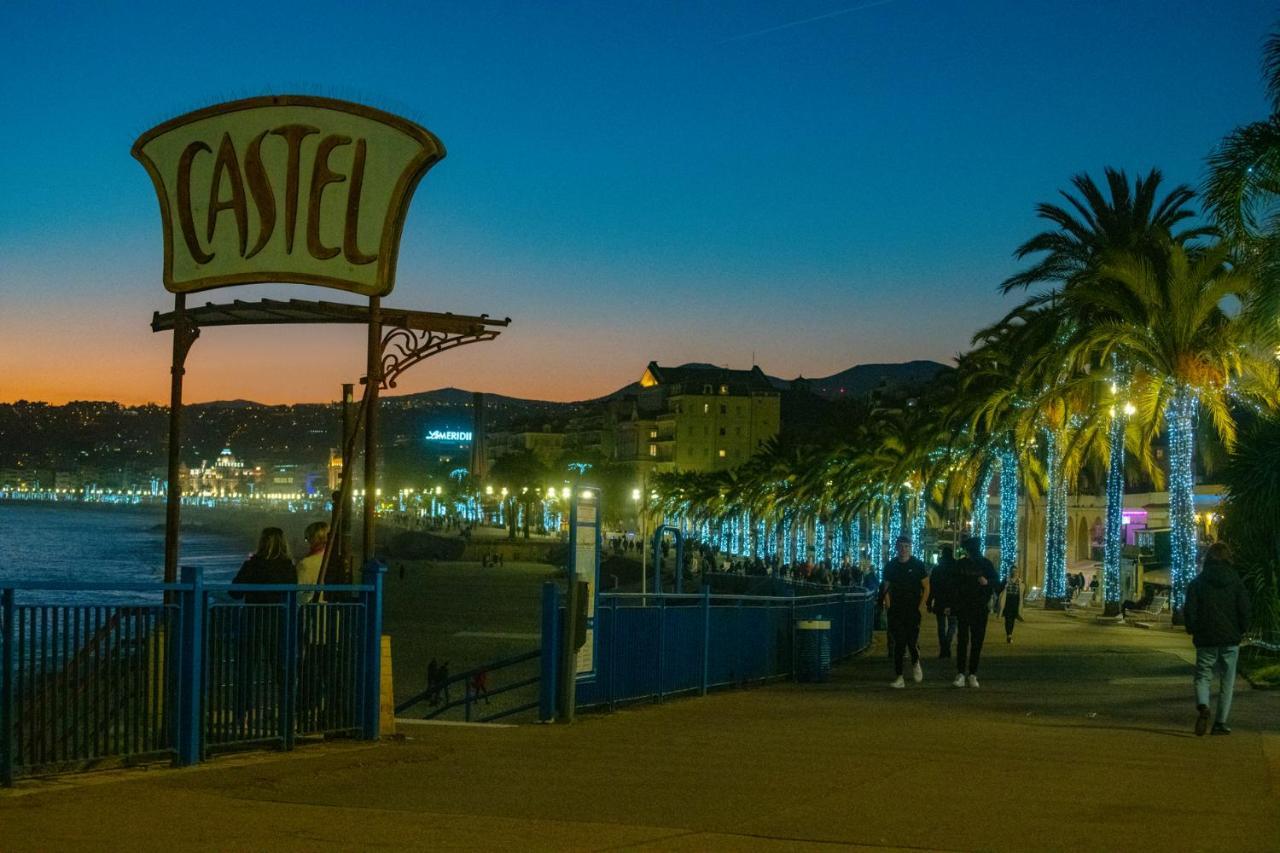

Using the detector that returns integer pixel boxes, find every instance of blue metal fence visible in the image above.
[567,587,876,712]
[1,563,385,785]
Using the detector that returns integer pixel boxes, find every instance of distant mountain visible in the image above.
[595,360,948,403]
[779,360,949,400]
[396,387,575,410]
[190,399,270,409]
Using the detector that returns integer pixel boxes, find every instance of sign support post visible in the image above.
[363,296,382,566]
[163,292,198,585]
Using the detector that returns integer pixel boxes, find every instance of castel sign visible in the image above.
[133,95,445,296]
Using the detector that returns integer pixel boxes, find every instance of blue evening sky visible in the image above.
[0,0,1273,403]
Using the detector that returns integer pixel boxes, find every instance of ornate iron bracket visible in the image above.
[172,319,201,375]
[378,325,502,389]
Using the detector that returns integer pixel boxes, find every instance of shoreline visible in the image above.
[0,499,337,563]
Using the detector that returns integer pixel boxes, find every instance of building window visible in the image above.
[649,429,657,439]
[649,444,657,457]
[718,449,726,458]
[719,385,728,395]
[703,403,709,414]
[703,384,713,394]
[719,404,727,415]
[719,427,726,436]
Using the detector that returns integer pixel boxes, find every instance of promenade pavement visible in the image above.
[2,608,1277,852]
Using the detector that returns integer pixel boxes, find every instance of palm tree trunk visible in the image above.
[1167,387,1199,614]
[869,511,884,581]
[972,467,993,550]
[911,486,927,555]
[1043,427,1068,601]
[849,515,861,571]
[887,495,903,556]
[1102,412,1126,614]
[997,444,1019,580]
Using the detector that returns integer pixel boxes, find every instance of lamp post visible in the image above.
[633,487,646,598]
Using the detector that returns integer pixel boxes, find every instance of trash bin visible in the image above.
[795,618,831,682]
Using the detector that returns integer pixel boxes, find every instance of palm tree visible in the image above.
[1205,26,1280,260]
[1219,412,1280,634]
[1067,240,1280,612]
[1002,167,1213,294]
[1002,166,1212,601]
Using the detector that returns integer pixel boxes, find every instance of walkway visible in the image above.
[3,610,1277,851]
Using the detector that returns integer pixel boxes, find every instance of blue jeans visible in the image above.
[1194,645,1239,724]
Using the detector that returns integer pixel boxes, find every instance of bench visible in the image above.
[1124,594,1170,627]
[1068,590,1096,609]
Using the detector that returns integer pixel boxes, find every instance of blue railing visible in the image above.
[560,587,876,712]
[1,563,385,785]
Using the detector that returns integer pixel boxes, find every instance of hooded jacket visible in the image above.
[1184,557,1250,647]
[952,551,998,617]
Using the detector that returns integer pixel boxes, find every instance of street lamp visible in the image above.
[633,486,648,598]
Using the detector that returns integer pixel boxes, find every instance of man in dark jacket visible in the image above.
[927,546,957,658]
[1185,542,1250,736]
[952,536,999,688]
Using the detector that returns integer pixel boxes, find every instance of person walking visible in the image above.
[1185,542,1250,736]
[881,534,930,688]
[1001,573,1023,643]
[952,536,998,688]
[928,546,957,658]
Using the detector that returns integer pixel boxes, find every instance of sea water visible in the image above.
[0,503,246,605]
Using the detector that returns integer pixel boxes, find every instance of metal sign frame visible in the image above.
[569,487,602,682]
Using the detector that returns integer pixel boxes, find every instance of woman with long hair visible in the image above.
[231,527,296,603]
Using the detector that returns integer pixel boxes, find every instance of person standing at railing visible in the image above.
[228,528,295,736]
[295,522,329,604]
[882,534,930,689]
[231,527,296,603]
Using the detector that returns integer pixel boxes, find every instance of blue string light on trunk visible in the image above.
[1167,387,1199,612]
[972,467,992,552]
[1103,406,1127,606]
[869,512,884,581]
[911,485,926,556]
[849,515,861,571]
[887,494,902,558]
[1043,428,1067,599]
[997,444,1019,580]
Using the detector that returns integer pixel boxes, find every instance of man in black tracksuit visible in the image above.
[927,546,958,658]
[952,536,998,688]
[881,534,930,688]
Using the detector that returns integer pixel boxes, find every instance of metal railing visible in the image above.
[1,564,386,785]
[395,648,542,724]
[558,586,876,712]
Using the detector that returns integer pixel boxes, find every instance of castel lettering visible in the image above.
[176,126,378,267]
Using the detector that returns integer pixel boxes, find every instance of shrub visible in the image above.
[1219,413,1280,633]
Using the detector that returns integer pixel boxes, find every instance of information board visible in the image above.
[569,489,601,680]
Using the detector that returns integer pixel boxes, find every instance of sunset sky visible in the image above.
[1,0,1273,405]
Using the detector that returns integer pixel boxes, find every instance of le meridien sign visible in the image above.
[426,430,472,442]
[132,96,444,296]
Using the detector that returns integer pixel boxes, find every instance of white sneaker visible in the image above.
[966,674,980,689]
[890,676,905,689]
[912,662,923,683]
[952,673,966,688]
